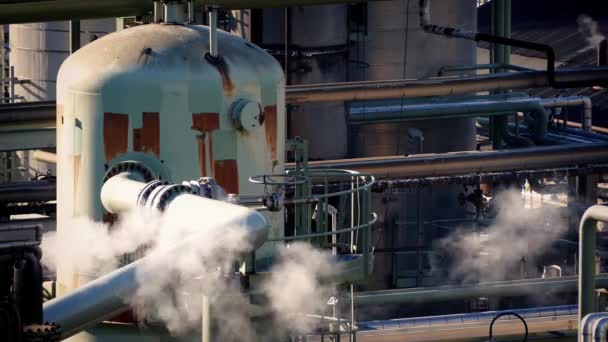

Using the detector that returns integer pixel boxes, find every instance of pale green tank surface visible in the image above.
[55,22,285,341]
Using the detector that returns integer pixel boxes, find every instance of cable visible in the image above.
[488,311,528,342]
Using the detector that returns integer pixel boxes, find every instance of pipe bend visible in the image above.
[581,205,608,225]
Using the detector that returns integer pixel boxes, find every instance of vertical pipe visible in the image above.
[598,39,608,67]
[9,65,14,103]
[209,7,218,57]
[579,205,608,326]
[0,25,4,103]
[153,1,162,23]
[503,0,511,65]
[490,0,505,149]
[13,250,43,324]
[69,20,80,54]
[201,295,211,342]
[188,1,194,23]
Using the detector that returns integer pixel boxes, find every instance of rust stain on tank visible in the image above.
[213,159,239,194]
[73,155,80,195]
[133,112,160,157]
[263,105,278,161]
[103,112,129,161]
[211,58,235,95]
[132,128,142,152]
[192,113,220,176]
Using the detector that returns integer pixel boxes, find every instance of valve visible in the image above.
[249,174,308,212]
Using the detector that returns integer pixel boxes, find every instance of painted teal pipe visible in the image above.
[349,274,608,306]
[349,95,550,143]
[349,96,545,124]
[579,205,608,325]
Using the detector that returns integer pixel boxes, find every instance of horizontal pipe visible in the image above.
[32,150,57,164]
[44,194,269,339]
[0,101,56,124]
[0,0,382,24]
[351,274,608,306]
[579,205,608,324]
[349,97,545,123]
[285,66,608,104]
[0,180,56,203]
[541,96,593,132]
[303,142,608,179]
[437,63,532,76]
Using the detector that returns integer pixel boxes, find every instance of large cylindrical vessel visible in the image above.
[55,22,285,301]
[355,0,477,292]
[262,5,348,159]
[8,20,114,181]
[9,20,114,102]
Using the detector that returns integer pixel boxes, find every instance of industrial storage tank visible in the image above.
[55,21,285,297]
[8,20,114,181]
[262,5,349,160]
[9,20,115,102]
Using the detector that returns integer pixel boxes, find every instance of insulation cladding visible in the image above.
[55,23,285,296]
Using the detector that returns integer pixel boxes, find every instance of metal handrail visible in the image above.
[267,212,378,242]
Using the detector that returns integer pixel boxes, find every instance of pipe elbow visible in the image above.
[581,205,608,230]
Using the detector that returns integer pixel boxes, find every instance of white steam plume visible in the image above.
[42,207,338,339]
[577,14,606,53]
[437,189,567,283]
[263,243,339,334]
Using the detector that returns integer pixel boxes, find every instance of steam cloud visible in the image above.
[42,207,338,340]
[577,14,606,53]
[437,189,568,283]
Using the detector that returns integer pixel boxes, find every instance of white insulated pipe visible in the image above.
[100,172,147,214]
[209,6,218,57]
[45,174,269,339]
[32,150,57,164]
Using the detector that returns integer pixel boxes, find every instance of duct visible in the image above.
[349,274,608,306]
[0,0,382,24]
[0,180,56,203]
[285,66,608,104]
[542,96,593,132]
[349,96,548,144]
[302,142,608,179]
[44,192,269,339]
[579,205,608,325]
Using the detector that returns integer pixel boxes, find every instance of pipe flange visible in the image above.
[152,184,196,211]
[137,180,168,207]
[103,161,154,184]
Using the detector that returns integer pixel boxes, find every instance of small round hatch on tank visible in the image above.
[231,99,263,131]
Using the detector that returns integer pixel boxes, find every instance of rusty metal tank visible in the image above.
[55,23,285,297]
